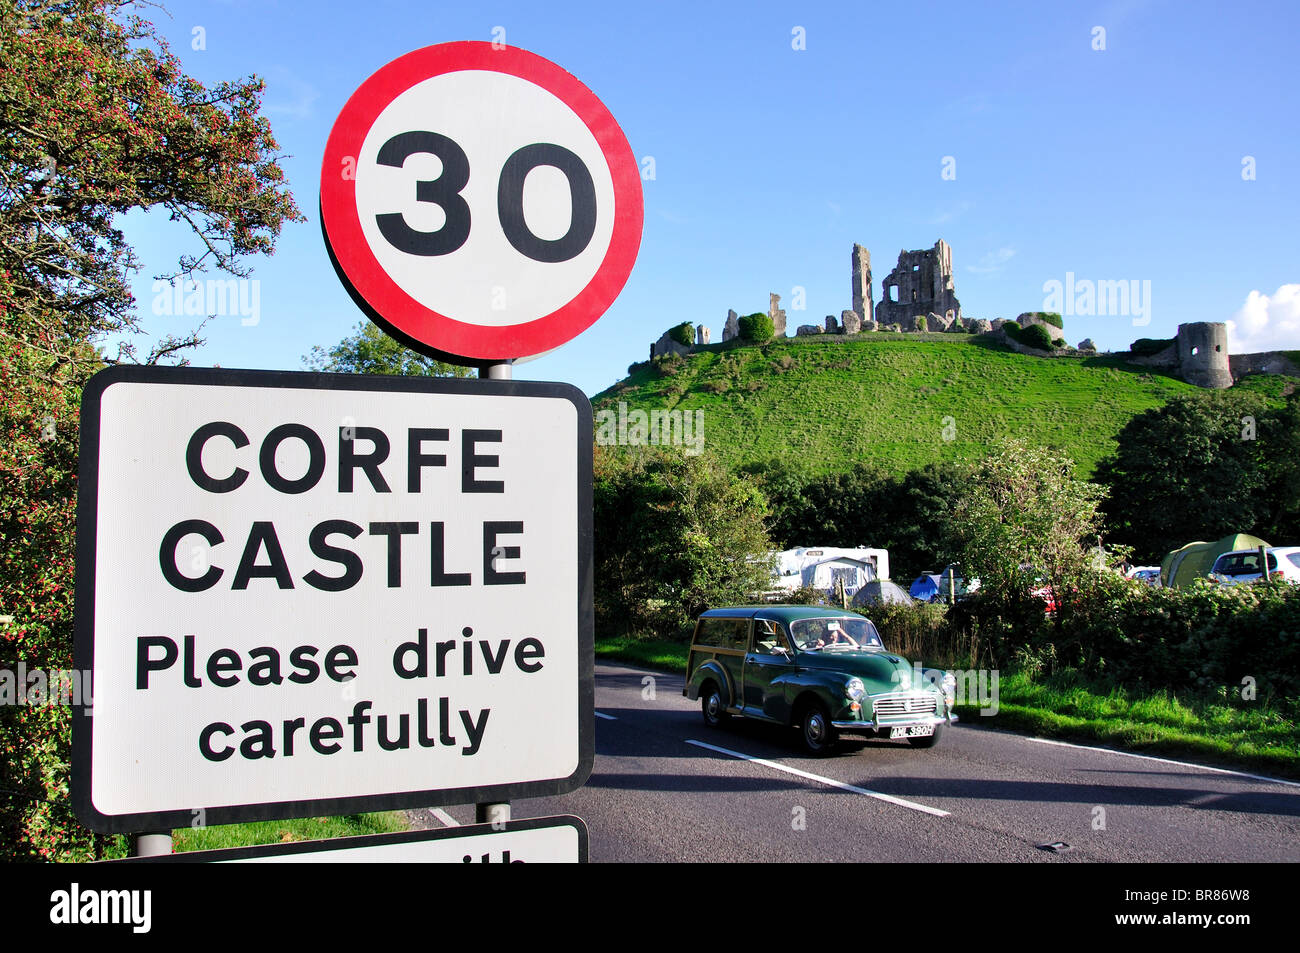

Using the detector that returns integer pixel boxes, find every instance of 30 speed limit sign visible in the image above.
[320,42,643,363]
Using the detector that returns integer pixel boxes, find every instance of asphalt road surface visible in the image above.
[412,662,1300,863]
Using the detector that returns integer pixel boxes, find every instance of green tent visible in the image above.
[1160,533,1271,588]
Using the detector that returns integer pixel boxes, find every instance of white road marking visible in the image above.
[1025,736,1300,788]
[686,739,951,817]
[428,808,460,827]
[594,711,617,721]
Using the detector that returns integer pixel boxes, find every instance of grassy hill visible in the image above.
[593,333,1297,478]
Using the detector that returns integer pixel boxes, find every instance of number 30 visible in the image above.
[375,131,597,264]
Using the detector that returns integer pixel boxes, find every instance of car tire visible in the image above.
[798,701,838,756]
[908,724,943,748]
[701,683,729,728]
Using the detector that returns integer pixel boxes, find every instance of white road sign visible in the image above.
[73,367,593,833]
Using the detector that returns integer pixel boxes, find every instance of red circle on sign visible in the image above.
[320,42,643,362]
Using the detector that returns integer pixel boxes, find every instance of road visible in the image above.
[412,662,1300,863]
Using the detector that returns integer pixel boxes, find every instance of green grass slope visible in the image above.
[593,334,1288,478]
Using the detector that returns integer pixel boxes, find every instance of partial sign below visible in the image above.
[112,816,588,864]
[74,366,593,833]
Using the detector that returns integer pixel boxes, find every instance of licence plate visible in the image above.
[890,725,934,739]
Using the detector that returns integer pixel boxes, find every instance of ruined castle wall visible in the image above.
[876,240,960,329]
[1230,350,1300,380]
[851,245,874,325]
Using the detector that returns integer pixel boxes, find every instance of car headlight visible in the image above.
[846,677,865,701]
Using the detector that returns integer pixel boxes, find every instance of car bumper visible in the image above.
[832,712,957,733]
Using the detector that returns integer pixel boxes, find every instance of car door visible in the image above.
[744,619,796,722]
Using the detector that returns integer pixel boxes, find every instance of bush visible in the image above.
[1001,321,1021,338]
[654,352,685,377]
[1130,337,1176,356]
[1020,323,1055,351]
[915,315,928,332]
[870,601,987,670]
[738,312,774,343]
[667,322,694,347]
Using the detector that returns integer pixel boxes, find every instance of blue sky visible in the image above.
[122,0,1300,396]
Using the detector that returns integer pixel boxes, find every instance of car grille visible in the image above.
[871,691,939,723]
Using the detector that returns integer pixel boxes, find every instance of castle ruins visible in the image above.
[645,239,1295,389]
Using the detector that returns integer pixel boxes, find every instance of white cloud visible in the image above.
[967,246,1016,275]
[1227,284,1300,353]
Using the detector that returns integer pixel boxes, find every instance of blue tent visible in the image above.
[909,574,940,601]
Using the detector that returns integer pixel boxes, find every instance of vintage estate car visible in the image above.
[683,605,956,755]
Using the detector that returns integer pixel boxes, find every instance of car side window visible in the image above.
[752,620,791,656]
[696,617,750,651]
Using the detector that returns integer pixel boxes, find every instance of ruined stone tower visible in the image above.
[1177,322,1232,388]
[876,239,960,330]
[768,293,787,337]
[851,244,874,325]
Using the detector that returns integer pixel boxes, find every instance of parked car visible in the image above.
[1208,547,1300,586]
[1125,566,1163,587]
[682,605,957,755]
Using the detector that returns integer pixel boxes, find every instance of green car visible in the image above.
[683,606,956,755]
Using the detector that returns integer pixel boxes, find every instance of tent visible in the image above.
[1161,533,1270,588]
[851,579,915,608]
[909,574,940,601]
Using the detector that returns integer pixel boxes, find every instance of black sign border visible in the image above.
[74,365,594,834]
[106,814,589,863]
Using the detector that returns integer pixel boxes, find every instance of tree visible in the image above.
[1,0,302,371]
[948,441,1107,608]
[0,0,302,861]
[738,312,773,343]
[304,321,474,377]
[748,459,968,582]
[1096,391,1273,562]
[594,448,776,638]
[1261,392,1300,542]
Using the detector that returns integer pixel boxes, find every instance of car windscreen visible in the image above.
[789,617,883,650]
[1213,552,1275,575]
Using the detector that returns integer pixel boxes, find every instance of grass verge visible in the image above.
[594,635,689,672]
[171,811,409,854]
[955,669,1300,780]
[596,637,1300,780]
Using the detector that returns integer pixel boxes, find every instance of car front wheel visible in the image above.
[798,701,838,756]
